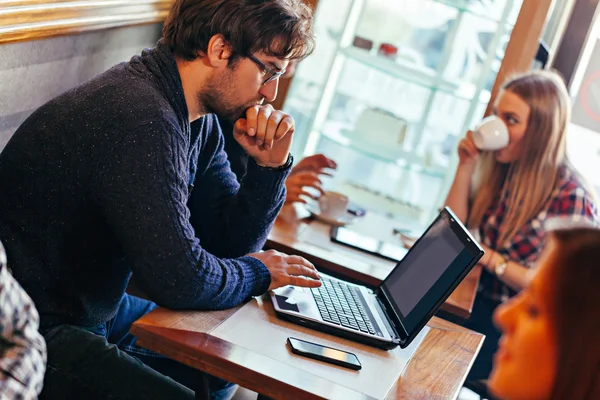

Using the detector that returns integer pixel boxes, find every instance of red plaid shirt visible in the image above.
[475,164,599,302]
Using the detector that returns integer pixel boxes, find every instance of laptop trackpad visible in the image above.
[274,294,300,312]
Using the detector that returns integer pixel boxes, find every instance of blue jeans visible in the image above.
[40,294,237,400]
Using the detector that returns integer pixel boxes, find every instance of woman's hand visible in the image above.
[284,154,337,204]
[284,171,324,204]
[457,131,480,169]
[291,154,337,175]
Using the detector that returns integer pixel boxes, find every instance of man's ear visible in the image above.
[205,34,234,67]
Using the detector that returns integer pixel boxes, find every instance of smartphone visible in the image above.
[287,337,362,370]
[347,202,366,217]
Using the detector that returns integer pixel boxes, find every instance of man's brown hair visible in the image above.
[162,0,315,62]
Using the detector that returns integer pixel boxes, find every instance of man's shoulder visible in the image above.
[18,62,179,147]
[6,61,182,167]
[83,63,174,117]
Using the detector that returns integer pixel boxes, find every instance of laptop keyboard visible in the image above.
[311,277,379,336]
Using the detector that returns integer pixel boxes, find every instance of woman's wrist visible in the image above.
[482,246,496,272]
[452,166,475,191]
[457,162,477,177]
[483,248,510,278]
[483,251,493,272]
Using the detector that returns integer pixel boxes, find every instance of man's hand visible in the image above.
[248,249,322,290]
[291,154,337,175]
[234,105,294,168]
[285,171,324,204]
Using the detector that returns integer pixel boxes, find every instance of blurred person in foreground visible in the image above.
[489,225,600,400]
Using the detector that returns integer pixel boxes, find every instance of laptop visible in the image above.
[270,207,484,350]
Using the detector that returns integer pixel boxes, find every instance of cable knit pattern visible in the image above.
[0,43,289,331]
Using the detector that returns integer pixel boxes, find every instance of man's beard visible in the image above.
[198,69,262,122]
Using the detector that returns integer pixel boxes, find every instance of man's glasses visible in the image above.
[247,54,286,85]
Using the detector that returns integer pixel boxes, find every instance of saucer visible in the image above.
[305,203,355,227]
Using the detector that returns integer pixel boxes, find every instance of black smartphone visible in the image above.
[287,337,362,370]
[347,202,366,217]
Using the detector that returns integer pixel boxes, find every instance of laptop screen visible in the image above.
[380,209,482,335]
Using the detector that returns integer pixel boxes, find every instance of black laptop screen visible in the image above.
[380,211,480,334]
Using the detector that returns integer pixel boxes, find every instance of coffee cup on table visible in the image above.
[318,192,349,220]
[472,115,509,151]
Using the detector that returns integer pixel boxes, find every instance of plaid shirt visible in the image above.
[0,242,46,399]
[475,164,599,302]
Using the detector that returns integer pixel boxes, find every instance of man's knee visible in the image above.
[42,325,195,399]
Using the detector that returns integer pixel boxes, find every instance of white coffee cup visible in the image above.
[473,116,510,151]
[318,191,349,220]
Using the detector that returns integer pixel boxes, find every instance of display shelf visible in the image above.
[319,128,447,179]
[341,47,492,103]
[433,0,518,25]
[283,0,542,224]
[337,180,426,222]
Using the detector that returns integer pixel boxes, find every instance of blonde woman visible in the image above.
[444,70,599,380]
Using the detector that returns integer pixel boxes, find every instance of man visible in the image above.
[0,240,46,400]
[0,0,319,398]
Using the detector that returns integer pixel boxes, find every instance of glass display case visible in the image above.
[283,0,524,228]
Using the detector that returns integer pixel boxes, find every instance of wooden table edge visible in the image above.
[130,321,374,400]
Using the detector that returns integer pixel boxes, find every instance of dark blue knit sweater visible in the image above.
[0,44,289,330]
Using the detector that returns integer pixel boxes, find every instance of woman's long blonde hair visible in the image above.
[469,70,571,247]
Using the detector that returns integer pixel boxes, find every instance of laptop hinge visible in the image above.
[375,296,404,341]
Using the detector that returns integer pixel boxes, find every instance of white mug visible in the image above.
[473,116,509,151]
[318,191,349,220]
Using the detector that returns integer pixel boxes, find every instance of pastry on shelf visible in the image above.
[346,107,408,148]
